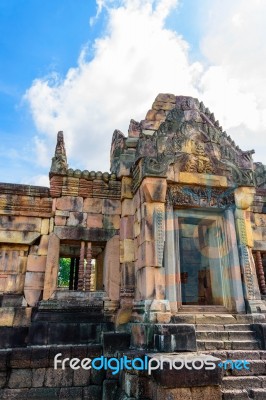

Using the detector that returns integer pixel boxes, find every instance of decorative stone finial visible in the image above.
[50,131,68,176]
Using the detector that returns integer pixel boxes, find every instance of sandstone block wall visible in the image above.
[251,189,266,252]
[0,184,52,304]
[0,173,123,313]
[0,345,222,400]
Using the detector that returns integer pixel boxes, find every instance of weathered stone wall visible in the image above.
[0,345,222,400]
[251,189,266,252]
[0,184,53,310]
[0,172,123,309]
[44,181,122,302]
[0,345,103,399]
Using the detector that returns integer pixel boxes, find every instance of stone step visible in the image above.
[197,340,261,351]
[196,324,225,331]
[196,331,256,341]
[222,387,266,400]
[179,305,229,313]
[249,388,266,399]
[171,314,265,325]
[223,360,266,376]
[195,315,241,325]
[202,350,266,361]
[222,376,263,390]
[222,389,249,400]
[224,325,254,332]
[196,324,253,331]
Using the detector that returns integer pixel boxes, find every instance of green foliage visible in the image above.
[58,258,71,287]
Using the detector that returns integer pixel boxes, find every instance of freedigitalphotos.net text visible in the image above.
[54,353,250,375]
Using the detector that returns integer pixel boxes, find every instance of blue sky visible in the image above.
[0,0,98,183]
[1,0,266,186]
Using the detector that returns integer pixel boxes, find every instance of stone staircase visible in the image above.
[193,314,266,399]
[209,350,266,399]
[196,323,260,351]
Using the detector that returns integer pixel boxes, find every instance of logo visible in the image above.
[218,360,250,370]
[54,354,250,375]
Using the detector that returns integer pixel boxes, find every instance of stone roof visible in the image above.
[110,94,257,188]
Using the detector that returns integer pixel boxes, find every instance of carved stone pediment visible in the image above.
[167,184,235,209]
[110,94,256,189]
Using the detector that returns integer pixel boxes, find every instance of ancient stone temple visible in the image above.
[1,94,266,399]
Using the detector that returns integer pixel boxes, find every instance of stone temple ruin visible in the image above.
[1,94,266,399]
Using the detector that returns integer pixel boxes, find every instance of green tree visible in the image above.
[58,258,71,287]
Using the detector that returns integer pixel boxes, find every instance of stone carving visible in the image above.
[254,162,266,188]
[153,205,165,267]
[110,130,125,158]
[167,185,235,209]
[132,163,141,194]
[50,131,68,175]
[128,119,141,138]
[131,158,168,194]
[110,94,256,189]
[183,141,216,174]
[110,130,126,174]
[239,243,255,299]
[143,157,168,176]
[184,154,215,174]
[254,251,266,295]
[136,133,157,159]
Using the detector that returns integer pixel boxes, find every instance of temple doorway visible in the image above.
[176,210,228,306]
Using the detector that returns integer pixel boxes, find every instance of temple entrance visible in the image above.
[57,240,105,291]
[177,210,227,307]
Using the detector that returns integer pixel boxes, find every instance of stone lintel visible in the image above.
[54,226,119,241]
[0,231,40,245]
[178,171,228,187]
[0,210,52,218]
[253,240,266,251]
[0,216,42,232]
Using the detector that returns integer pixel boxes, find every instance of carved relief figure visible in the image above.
[50,131,68,174]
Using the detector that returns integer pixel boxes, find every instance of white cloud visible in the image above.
[24,0,266,173]
[197,0,266,162]
[21,174,50,187]
[25,0,201,172]
[34,136,51,168]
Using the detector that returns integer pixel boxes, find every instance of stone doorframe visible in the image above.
[164,206,246,313]
[133,177,266,321]
[43,235,95,299]
[42,232,121,318]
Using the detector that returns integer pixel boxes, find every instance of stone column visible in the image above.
[133,177,170,323]
[85,242,92,291]
[78,240,85,291]
[43,233,60,300]
[69,258,75,290]
[255,251,266,295]
[116,177,135,326]
[164,205,181,313]
[234,187,266,313]
[224,209,245,312]
[103,235,120,318]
